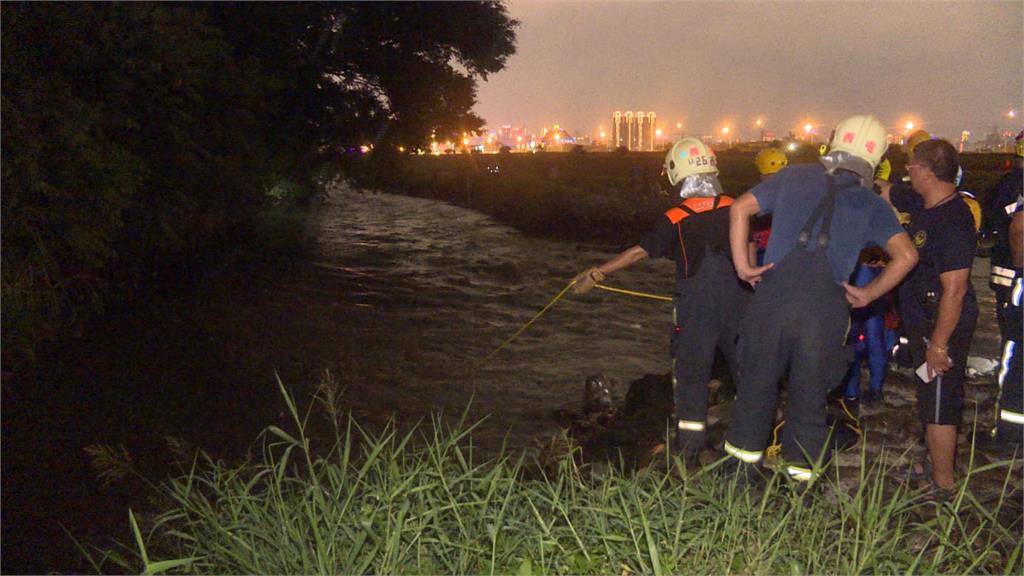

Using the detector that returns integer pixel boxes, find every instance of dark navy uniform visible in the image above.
[984,168,1023,338]
[639,196,750,453]
[890,186,978,426]
[992,195,1023,441]
[723,165,903,480]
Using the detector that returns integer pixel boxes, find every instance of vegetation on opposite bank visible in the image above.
[357,148,1015,247]
[82,375,1022,575]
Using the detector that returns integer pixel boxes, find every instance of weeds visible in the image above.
[86,374,1022,574]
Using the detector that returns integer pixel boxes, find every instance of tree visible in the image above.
[1,2,518,367]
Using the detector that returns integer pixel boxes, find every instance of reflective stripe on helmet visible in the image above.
[785,465,815,482]
[1000,409,1024,425]
[677,420,705,432]
[724,441,762,463]
[1012,277,1023,307]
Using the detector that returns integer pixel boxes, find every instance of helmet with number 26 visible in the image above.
[663,138,718,186]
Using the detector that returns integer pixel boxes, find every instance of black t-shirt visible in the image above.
[891,185,976,314]
[639,197,733,287]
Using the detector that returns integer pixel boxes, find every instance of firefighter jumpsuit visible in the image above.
[724,176,852,480]
[986,168,1023,339]
[992,198,1023,442]
[641,196,750,454]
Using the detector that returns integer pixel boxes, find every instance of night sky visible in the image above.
[476,0,1023,141]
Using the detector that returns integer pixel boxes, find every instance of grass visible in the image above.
[85,374,1022,575]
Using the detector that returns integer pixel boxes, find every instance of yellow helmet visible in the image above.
[906,130,932,161]
[875,158,892,181]
[664,138,717,186]
[829,115,888,169]
[1015,130,1023,157]
[755,147,788,175]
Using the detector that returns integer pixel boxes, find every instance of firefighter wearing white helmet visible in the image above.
[571,137,750,461]
[722,114,918,485]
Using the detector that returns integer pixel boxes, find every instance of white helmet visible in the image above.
[828,115,888,169]
[664,138,718,186]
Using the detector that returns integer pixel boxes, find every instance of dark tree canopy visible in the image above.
[1,2,517,366]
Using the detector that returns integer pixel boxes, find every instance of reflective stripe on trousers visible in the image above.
[724,441,762,463]
[677,420,705,432]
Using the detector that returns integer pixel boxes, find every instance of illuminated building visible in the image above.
[612,111,657,151]
[496,125,526,149]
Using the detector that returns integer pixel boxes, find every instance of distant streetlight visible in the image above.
[599,130,606,139]
[904,121,914,131]
[721,127,730,135]
[755,118,763,127]
[655,128,663,138]
[676,122,683,129]
[1008,109,1017,118]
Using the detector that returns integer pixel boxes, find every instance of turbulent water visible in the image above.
[304,182,680,448]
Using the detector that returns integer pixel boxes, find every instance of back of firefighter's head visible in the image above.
[821,114,888,186]
[911,139,960,184]
[663,138,722,198]
[1016,129,1024,158]
[755,147,788,179]
[906,130,932,163]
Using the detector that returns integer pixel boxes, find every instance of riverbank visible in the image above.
[367,150,1013,247]
[95,379,1022,575]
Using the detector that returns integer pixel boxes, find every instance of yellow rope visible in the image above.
[766,421,785,457]
[483,279,578,360]
[595,284,673,301]
[482,281,670,361]
[838,399,864,439]
[767,399,863,459]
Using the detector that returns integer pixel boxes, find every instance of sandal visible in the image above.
[907,457,932,483]
[918,477,956,503]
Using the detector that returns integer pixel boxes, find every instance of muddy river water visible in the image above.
[2,182,1007,572]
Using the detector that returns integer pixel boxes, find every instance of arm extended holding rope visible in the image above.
[572,245,649,294]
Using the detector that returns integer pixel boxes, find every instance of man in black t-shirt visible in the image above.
[572,138,751,457]
[879,139,977,495]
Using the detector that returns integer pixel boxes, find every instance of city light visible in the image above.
[803,123,813,134]
[904,121,914,131]
[676,122,682,129]
[655,128,663,137]
[755,118,763,127]
[1009,109,1017,118]
[721,127,730,135]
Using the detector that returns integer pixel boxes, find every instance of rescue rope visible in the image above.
[482,281,671,360]
[483,279,578,360]
[767,421,786,457]
[766,400,865,458]
[594,284,673,301]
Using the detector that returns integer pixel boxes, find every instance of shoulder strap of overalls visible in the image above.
[796,173,840,249]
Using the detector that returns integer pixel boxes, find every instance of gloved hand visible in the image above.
[875,158,891,182]
[572,267,605,294]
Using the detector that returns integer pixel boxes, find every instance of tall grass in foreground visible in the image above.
[87,377,1021,575]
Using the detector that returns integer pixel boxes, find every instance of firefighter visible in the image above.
[983,130,1023,341]
[572,138,751,457]
[974,165,1024,453]
[750,148,788,265]
[877,138,978,495]
[723,115,918,484]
